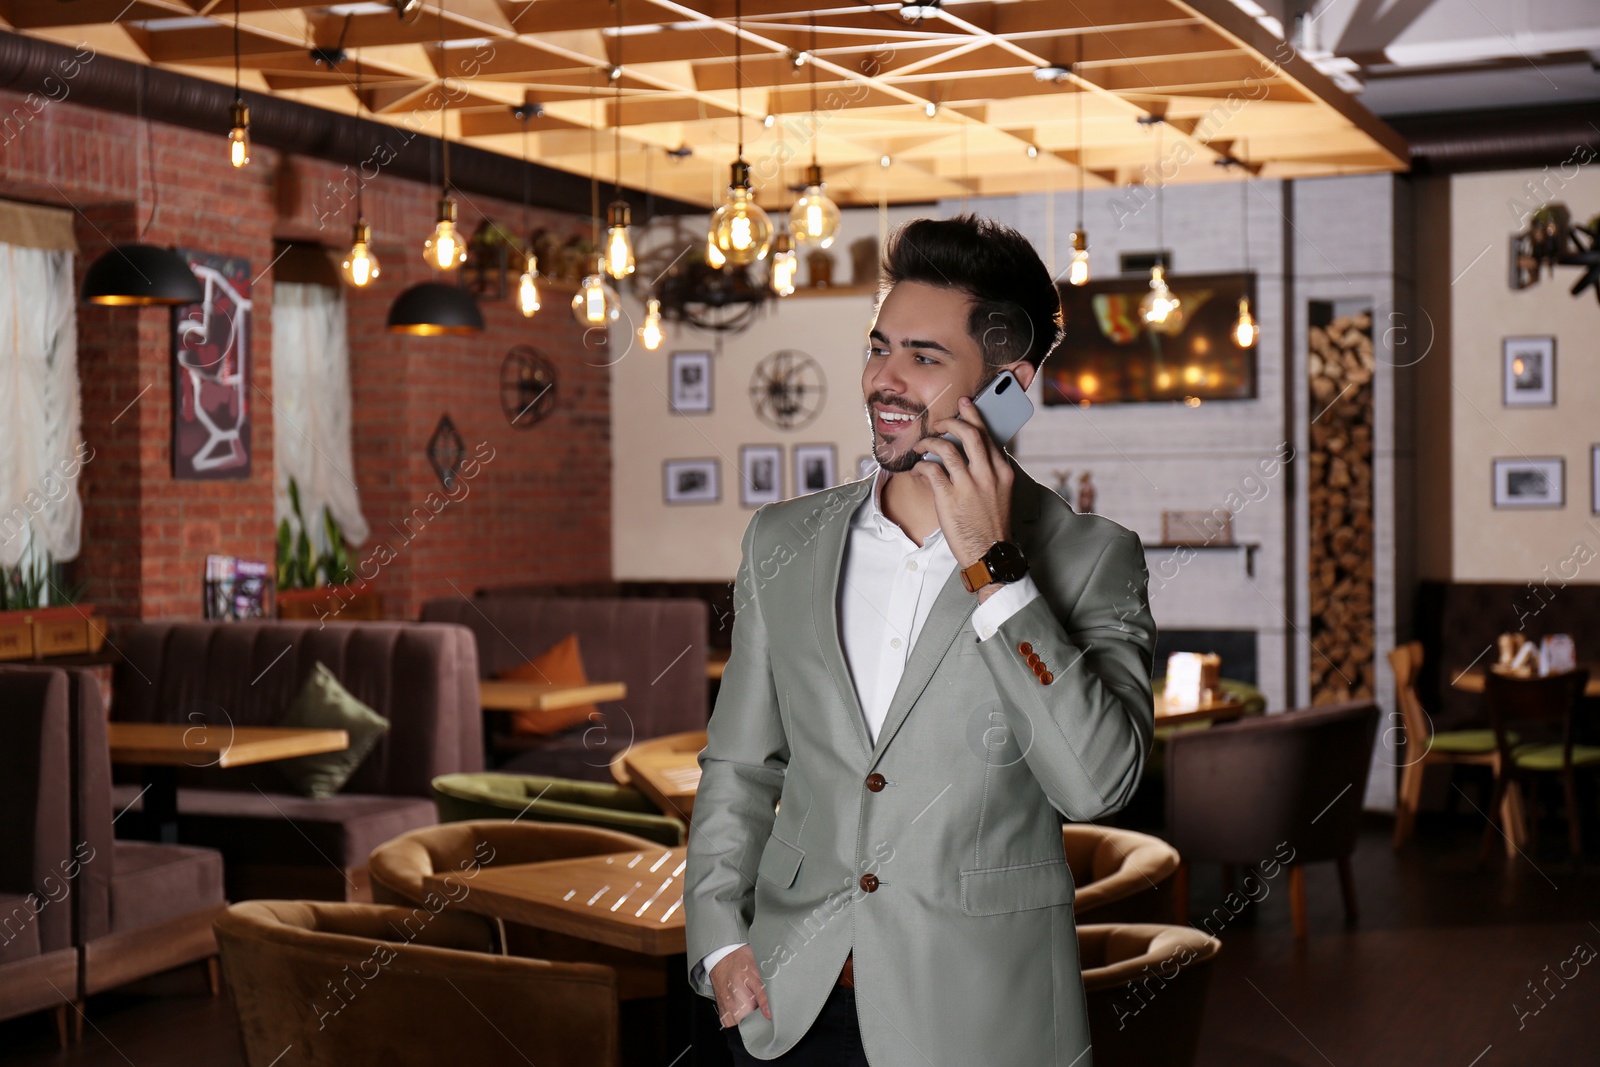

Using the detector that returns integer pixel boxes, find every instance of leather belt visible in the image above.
[838,950,854,989]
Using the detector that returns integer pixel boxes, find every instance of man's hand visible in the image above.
[710,945,772,1028]
[912,394,1014,573]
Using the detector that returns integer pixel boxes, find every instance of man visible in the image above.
[684,215,1156,1066]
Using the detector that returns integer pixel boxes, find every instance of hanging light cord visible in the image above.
[1240,139,1250,271]
[735,0,744,160]
[520,117,530,239]
[613,0,623,200]
[438,3,451,195]
[1154,120,1164,265]
[1074,34,1084,232]
[589,67,599,246]
[353,49,364,222]
[233,0,241,101]
[808,13,818,169]
[139,67,155,238]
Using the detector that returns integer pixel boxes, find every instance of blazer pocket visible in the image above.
[956,626,984,656]
[958,859,1075,916]
[756,834,805,889]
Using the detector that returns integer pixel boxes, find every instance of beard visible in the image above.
[866,393,929,473]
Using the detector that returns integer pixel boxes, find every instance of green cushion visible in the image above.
[1511,744,1600,771]
[1426,730,1505,755]
[275,661,391,800]
[431,772,687,847]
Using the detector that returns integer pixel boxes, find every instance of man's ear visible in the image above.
[1009,361,1036,392]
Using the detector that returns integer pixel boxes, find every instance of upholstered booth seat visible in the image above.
[1063,825,1182,924]
[432,772,687,846]
[105,841,224,936]
[215,900,619,1067]
[1078,924,1222,1067]
[370,820,670,999]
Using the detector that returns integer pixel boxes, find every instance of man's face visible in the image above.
[862,280,993,474]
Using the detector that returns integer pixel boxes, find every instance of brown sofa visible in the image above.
[215,900,619,1067]
[420,596,709,782]
[110,621,482,900]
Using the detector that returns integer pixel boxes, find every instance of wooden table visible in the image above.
[428,846,688,956]
[1451,667,1600,696]
[107,723,348,843]
[478,679,627,712]
[1153,694,1247,727]
[615,731,706,821]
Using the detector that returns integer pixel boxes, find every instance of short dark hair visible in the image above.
[879,214,1064,370]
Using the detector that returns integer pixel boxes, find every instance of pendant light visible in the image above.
[1139,119,1180,327]
[574,68,621,327]
[1066,36,1090,287]
[512,104,540,316]
[639,298,665,349]
[1233,140,1259,348]
[340,51,380,288]
[709,0,773,265]
[227,0,250,168]
[82,68,205,307]
[789,14,841,249]
[389,6,482,336]
[603,0,635,280]
[770,229,797,295]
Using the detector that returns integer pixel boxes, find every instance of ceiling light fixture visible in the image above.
[341,49,380,288]
[1067,37,1090,287]
[1234,138,1259,348]
[710,0,773,265]
[575,67,622,327]
[639,298,665,349]
[1139,117,1180,327]
[924,100,937,118]
[603,0,635,280]
[392,0,423,23]
[227,0,249,168]
[789,13,840,250]
[1033,64,1070,82]
[770,228,796,296]
[900,1,941,21]
[512,104,539,316]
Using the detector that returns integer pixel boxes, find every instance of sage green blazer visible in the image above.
[685,459,1157,1065]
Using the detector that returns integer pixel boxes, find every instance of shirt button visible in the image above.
[866,773,887,792]
[906,560,918,571]
[890,637,901,648]
[859,873,880,893]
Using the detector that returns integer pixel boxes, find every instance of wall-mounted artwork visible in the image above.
[1502,336,1555,406]
[172,251,252,479]
[740,445,783,508]
[793,444,838,495]
[1492,456,1564,508]
[670,351,713,414]
[664,458,720,504]
[1591,445,1599,515]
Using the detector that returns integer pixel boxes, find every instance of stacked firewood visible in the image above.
[1308,311,1375,704]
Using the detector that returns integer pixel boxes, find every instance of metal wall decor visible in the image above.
[427,414,466,490]
[1511,203,1600,305]
[749,349,825,431]
[500,347,558,429]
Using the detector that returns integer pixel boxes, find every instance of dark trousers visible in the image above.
[723,982,869,1066]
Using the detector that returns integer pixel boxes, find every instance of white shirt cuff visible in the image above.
[970,574,1043,641]
[694,942,747,988]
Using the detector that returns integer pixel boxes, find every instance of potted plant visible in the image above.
[274,478,380,620]
[0,545,102,660]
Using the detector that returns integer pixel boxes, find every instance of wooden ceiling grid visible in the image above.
[0,0,1407,207]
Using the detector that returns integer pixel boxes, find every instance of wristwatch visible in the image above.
[959,540,1028,594]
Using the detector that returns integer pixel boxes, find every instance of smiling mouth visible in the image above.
[873,405,921,435]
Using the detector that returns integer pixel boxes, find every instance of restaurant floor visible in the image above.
[3,814,1593,1066]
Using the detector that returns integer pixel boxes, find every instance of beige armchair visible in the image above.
[1063,824,1182,924]
[1078,923,1222,1066]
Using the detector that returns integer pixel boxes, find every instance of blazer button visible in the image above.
[859,873,880,893]
[866,772,887,792]
[1039,671,1054,685]
[1026,653,1042,669]
[1017,641,1033,656]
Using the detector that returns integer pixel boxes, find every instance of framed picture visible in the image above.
[740,445,783,508]
[172,250,252,479]
[663,458,720,504]
[669,351,713,414]
[1492,457,1564,509]
[793,444,838,495]
[1592,445,1600,515]
[1503,337,1555,406]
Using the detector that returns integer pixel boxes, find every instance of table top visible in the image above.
[1451,666,1600,696]
[478,679,627,712]
[427,846,687,956]
[1153,694,1247,727]
[106,722,349,768]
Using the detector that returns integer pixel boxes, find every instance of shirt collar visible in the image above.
[854,465,945,549]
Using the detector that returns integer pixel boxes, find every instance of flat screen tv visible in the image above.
[1041,272,1258,406]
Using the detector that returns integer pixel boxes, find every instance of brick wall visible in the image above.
[1,90,611,621]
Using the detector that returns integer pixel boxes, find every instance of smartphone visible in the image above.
[920,369,1035,465]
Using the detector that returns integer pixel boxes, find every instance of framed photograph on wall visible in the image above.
[663,458,720,504]
[669,351,713,414]
[740,445,783,508]
[1592,445,1600,515]
[1502,337,1555,406]
[1492,456,1564,509]
[793,444,838,495]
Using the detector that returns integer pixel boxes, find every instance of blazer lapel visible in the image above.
[809,477,877,758]
[864,457,1046,772]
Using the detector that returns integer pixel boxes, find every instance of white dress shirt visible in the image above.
[694,468,1043,987]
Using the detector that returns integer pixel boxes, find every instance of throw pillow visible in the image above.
[496,633,600,735]
[276,661,390,800]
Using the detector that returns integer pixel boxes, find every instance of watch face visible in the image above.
[984,541,1027,582]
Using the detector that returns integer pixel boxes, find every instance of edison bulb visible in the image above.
[1233,296,1259,348]
[571,259,621,327]
[604,201,635,279]
[423,196,467,271]
[790,165,841,248]
[516,254,540,317]
[340,221,380,288]
[1067,230,1090,287]
[1140,264,1180,325]
[639,298,665,350]
[228,100,250,168]
[711,185,773,265]
[770,230,797,296]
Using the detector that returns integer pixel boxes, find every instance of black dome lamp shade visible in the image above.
[81,243,205,307]
[386,282,484,335]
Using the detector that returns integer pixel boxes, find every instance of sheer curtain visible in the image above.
[270,282,369,552]
[0,231,83,572]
